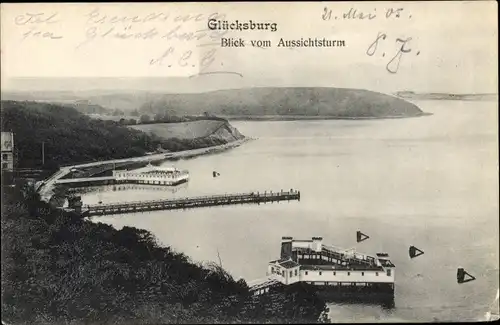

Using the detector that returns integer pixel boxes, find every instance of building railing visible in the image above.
[322,245,377,266]
[114,170,189,179]
[293,244,378,268]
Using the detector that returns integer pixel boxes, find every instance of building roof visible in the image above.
[279,260,300,269]
[129,164,186,174]
[300,264,384,271]
[273,240,393,271]
[269,257,288,264]
[142,170,179,175]
[379,260,395,267]
[269,258,300,269]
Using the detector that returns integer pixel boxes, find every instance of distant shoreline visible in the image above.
[222,113,432,121]
[394,92,498,102]
[2,87,426,119]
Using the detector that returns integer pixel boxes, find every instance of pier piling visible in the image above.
[83,189,301,217]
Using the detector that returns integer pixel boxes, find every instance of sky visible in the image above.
[1,1,498,94]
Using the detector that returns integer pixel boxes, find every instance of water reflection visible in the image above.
[325,297,396,310]
[68,182,189,195]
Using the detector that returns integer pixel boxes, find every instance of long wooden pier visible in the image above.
[82,189,300,217]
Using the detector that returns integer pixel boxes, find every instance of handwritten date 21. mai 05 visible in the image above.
[366,32,420,74]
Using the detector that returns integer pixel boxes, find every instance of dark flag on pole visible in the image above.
[457,268,476,284]
[409,246,424,258]
[356,231,369,243]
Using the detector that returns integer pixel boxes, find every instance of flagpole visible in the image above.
[42,141,45,166]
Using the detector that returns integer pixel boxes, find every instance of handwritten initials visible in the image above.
[15,12,60,25]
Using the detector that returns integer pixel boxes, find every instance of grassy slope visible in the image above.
[1,182,329,325]
[131,120,225,140]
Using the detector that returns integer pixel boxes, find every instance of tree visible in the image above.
[139,114,151,124]
[1,180,327,325]
[153,113,164,122]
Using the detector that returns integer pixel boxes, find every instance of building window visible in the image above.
[387,269,392,276]
[271,267,274,273]
[2,153,8,160]
[333,272,336,276]
[289,271,292,277]
[305,271,308,275]
[2,162,7,169]
[376,272,379,276]
[294,269,298,276]
[319,272,322,276]
[347,272,350,276]
[362,272,364,276]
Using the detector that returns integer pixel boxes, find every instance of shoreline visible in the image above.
[222,113,432,121]
[393,92,499,101]
[37,137,251,201]
[163,137,252,161]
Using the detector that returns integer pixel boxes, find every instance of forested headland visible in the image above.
[3,87,425,119]
[0,101,241,170]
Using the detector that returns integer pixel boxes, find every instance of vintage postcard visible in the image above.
[1,1,498,324]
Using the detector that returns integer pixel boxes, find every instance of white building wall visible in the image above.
[112,170,189,184]
[1,132,14,171]
[312,238,322,252]
[267,264,277,276]
[1,152,14,171]
[292,241,313,250]
[267,264,301,285]
[284,266,301,284]
[299,269,395,284]
[291,239,323,253]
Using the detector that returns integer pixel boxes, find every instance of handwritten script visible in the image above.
[366,32,420,74]
[10,8,242,78]
[322,6,419,73]
[322,6,411,21]
[75,8,238,77]
[14,12,63,40]
[8,5,424,76]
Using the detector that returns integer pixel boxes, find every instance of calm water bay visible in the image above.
[83,100,499,322]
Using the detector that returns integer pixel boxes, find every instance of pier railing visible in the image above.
[83,189,300,217]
